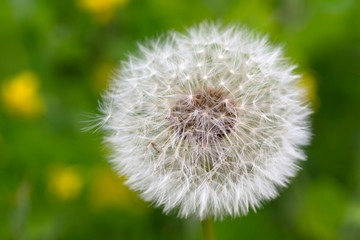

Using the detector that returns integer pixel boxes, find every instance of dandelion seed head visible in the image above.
[95,22,312,220]
[169,88,237,144]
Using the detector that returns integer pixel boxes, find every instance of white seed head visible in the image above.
[96,22,312,220]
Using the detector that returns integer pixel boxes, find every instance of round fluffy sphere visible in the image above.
[97,22,311,220]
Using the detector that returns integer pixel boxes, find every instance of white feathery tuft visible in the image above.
[95,22,312,220]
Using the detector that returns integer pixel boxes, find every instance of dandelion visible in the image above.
[93,22,311,222]
[47,166,83,201]
[88,167,148,216]
[298,71,319,109]
[1,71,44,118]
[77,0,129,24]
[91,62,114,91]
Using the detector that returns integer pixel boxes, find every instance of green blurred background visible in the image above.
[1,0,360,239]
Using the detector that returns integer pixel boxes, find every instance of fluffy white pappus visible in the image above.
[96,22,312,220]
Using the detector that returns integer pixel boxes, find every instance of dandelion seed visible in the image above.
[93,22,312,220]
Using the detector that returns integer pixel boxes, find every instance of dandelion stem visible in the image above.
[201,218,216,240]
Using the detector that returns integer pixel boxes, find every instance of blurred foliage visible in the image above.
[0,0,359,239]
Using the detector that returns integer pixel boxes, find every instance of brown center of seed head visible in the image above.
[169,88,237,143]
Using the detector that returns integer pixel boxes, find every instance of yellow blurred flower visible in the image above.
[91,62,114,92]
[299,71,319,109]
[1,71,44,118]
[89,167,148,215]
[48,166,83,201]
[77,0,129,24]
